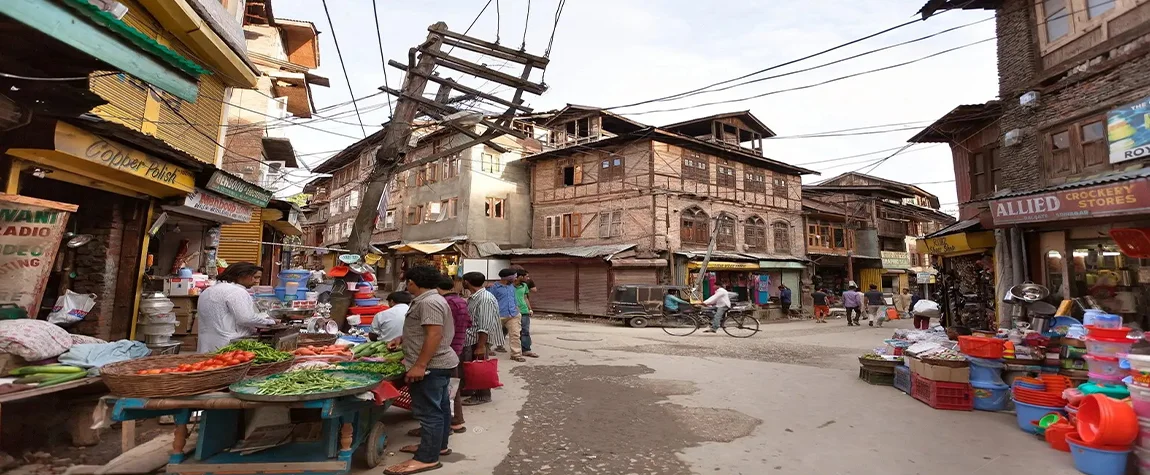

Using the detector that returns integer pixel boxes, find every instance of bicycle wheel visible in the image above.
[722,313,760,338]
[661,313,700,336]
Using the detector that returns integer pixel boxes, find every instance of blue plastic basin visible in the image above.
[967,356,1005,385]
[1012,399,1065,433]
[971,381,1009,411]
[1067,436,1130,475]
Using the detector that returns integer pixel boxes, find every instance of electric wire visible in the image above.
[321,0,369,137]
[371,0,395,118]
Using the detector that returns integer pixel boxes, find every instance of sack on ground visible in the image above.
[912,299,941,319]
[461,359,502,391]
[47,290,97,326]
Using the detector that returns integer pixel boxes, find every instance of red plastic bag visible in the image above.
[462,359,502,391]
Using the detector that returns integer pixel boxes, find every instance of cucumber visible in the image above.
[14,374,54,384]
[9,365,85,376]
[38,371,87,387]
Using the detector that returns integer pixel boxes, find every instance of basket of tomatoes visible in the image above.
[101,352,256,398]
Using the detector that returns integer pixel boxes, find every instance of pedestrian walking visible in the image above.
[702,282,731,333]
[811,288,830,324]
[489,269,525,362]
[386,266,459,475]
[515,270,539,358]
[460,271,503,406]
[893,288,912,319]
[842,286,864,326]
[864,284,888,327]
[778,284,792,317]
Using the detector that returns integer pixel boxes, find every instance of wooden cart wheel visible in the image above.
[357,421,389,468]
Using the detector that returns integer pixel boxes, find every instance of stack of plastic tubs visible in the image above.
[967,356,1009,411]
[1083,318,1134,388]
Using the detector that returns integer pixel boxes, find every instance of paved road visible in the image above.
[366,316,1080,475]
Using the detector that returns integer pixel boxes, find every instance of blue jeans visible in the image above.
[408,368,453,463]
[521,312,533,352]
[711,306,729,330]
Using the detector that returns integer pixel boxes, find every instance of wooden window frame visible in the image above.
[717,165,736,188]
[600,156,624,182]
[969,145,1002,200]
[744,216,766,250]
[744,170,766,193]
[681,150,709,182]
[772,176,788,198]
[1035,0,1128,56]
[772,221,791,254]
[1043,114,1108,181]
[598,210,623,238]
[544,215,561,238]
[561,213,582,238]
[716,214,736,250]
[485,197,505,219]
[481,153,501,173]
[556,159,583,187]
[383,209,397,230]
[680,207,709,245]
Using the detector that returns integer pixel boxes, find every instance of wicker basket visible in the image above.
[921,357,970,368]
[246,359,293,377]
[101,354,253,398]
[298,333,339,347]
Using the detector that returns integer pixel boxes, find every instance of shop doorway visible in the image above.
[1068,241,1137,316]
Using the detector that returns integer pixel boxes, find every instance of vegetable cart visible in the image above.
[109,385,397,475]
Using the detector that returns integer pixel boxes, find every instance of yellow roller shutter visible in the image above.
[218,208,263,265]
[859,268,882,292]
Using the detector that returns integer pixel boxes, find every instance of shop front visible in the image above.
[878,250,913,294]
[389,238,464,293]
[3,118,201,340]
[920,221,997,330]
[991,171,1150,328]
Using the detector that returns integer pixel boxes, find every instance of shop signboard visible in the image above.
[917,272,933,284]
[991,178,1150,225]
[1108,96,1150,164]
[918,232,995,255]
[53,122,195,193]
[170,189,253,224]
[0,194,77,316]
[686,261,760,271]
[206,171,272,207]
[880,251,910,269]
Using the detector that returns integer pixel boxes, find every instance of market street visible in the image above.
[367,316,1080,475]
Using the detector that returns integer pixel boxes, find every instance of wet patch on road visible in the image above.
[493,364,759,475]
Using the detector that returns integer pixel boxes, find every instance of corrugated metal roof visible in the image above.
[926,218,983,238]
[674,250,757,261]
[742,252,809,262]
[494,244,635,259]
[980,168,1150,201]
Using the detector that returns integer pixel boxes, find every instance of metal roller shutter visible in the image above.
[218,208,263,265]
[526,264,576,314]
[577,264,611,316]
[612,268,657,285]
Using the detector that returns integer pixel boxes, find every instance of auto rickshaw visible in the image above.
[608,284,695,328]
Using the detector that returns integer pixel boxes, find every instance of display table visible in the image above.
[0,376,106,447]
[110,389,394,475]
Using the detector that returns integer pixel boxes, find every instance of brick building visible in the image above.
[919,0,1150,328]
[516,106,814,319]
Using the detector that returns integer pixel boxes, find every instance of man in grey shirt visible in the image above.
[387,265,459,475]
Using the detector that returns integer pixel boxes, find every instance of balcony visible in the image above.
[877,219,908,238]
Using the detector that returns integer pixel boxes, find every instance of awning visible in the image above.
[262,137,298,167]
[759,261,806,270]
[391,241,457,254]
[610,258,668,268]
[918,231,995,257]
[265,219,302,236]
[687,261,760,271]
[0,0,208,101]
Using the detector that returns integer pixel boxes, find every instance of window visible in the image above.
[970,146,1002,199]
[546,213,581,238]
[425,201,443,222]
[717,165,736,187]
[426,162,439,184]
[600,157,624,181]
[680,207,709,245]
[485,197,505,219]
[1043,0,1069,43]
[1044,116,1108,180]
[716,214,736,249]
[772,221,791,254]
[682,151,708,182]
[444,154,461,179]
[349,190,359,209]
[745,171,766,193]
[1087,0,1114,18]
[772,176,788,198]
[557,161,583,187]
[407,169,417,187]
[481,153,501,173]
[598,210,623,238]
[406,206,422,225]
[383,209,396,230]
[447,198,458,219]
[744,216,766,249]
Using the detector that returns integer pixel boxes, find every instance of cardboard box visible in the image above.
[167,279,193,296]
[909,357,970,383]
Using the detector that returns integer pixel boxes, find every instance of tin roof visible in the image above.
[977,167,1150,202]
[493,244,636,259]
[926,218,983,238]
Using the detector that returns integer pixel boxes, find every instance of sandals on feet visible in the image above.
[384,462,443,475]
[399,445,452,456]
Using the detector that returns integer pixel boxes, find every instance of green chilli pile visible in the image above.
[336,361,406,378]
[254,370,359,396]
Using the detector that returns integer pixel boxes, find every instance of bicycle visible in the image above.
[661,307,760,338]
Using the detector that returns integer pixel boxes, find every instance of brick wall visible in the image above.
[221,120,265,184]
[997,0,1044,193]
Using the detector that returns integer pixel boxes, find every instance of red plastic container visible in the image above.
[1046,422,1075,452]
[911,372,973,411]
[958,335,1005,359]
[1086,325,1132,340]
[1078,393,1139,447]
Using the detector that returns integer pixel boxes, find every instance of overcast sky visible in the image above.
[269,0,998,214]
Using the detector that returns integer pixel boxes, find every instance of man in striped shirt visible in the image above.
[461,271,503,406]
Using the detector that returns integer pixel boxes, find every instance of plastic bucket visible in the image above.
[1085,355,1124,377]
[971,381,1009,411]
[1013,399,1066,433]
[1067,433,1131,475]
[1131,384,1150,419]
[966,356,1005,384]
[1079,394,1139,447]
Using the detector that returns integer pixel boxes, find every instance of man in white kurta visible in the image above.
[196,262,276,353]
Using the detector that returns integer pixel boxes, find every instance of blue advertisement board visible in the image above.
[1108,96,1150,164]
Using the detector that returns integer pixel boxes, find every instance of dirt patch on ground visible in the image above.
[493,364,759,475]
[606,341,860,369]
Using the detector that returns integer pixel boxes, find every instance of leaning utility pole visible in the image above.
[329,22,549,324]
